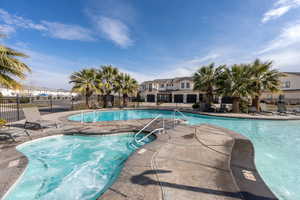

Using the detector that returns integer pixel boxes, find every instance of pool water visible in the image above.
[4,133,154,200]
[70,109,300,200]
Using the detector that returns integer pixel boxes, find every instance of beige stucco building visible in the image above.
[140,72,300,104]
[139,77,206,104]
[261,72,300,104]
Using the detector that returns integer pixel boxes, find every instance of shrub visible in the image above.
[192,103,200,109]
[0,118,7,126]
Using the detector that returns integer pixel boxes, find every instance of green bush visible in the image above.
[0,118,7,126]
[192,103,200,109]
[20,97,30,104]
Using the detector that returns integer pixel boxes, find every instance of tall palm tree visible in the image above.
[217,64,252,113]
[120,73,138,107]
[0,41,31,89]
[193,63,225,105]
[97,65,119,107]
[69,68,97,108]
[114,73,124,107]
[249,59,284,111]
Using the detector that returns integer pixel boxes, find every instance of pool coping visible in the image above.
[207,124,279,200]
[66,107,300,121]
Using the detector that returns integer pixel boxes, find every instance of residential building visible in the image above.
[140,72,300,104]
[261,72,300,104]
[140,77,205,104]
[0,85,77,98]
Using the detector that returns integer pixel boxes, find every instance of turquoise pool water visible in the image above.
[4,133,153,200]
[70,109,300,200]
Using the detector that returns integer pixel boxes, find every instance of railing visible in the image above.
[135,128,164,143]
[173,109,189,127]
[134,114,164,143]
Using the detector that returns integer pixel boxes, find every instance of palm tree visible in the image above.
[217,64,252,113]
[114,73,124,107]
[0,42,31,89]
[69,68,97,108]
[193,63,225,105]
[97,65,119,107]
[249,59,284,111]
[120,73,138,107]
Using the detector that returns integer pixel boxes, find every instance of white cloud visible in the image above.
[41,21,95,41]
[94,16,133,48]
[262,0,300,23]
[259,21,300,53]
[0,24,15,35]
[0,9,95,42]
[261,48,300,71]
[0,8,47,31]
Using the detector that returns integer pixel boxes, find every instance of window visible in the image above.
[186,82,190,89]
[181,82,185,89]
[160,84,164,88]
[284,81,291,88]
[149,84,153,92]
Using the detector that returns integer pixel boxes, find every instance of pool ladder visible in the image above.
[129,115,165,149]
[173,109,189,127]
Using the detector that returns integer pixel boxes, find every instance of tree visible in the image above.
[120,73,138,107]
[193,63,225,105]
[69,68,97,108]
[217,64,252,113]
[114,73,124,107]
[249,59,284,111]
[97,65,119,108]
[0,39,31,89]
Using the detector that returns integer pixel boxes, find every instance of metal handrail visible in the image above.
[136,128,164,143]
[134,114,163,143]
[173,109,189,126]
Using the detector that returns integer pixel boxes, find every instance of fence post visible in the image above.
[16,94,20,121]
[50,95,53,112]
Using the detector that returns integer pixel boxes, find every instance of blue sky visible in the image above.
[1,0,300,89]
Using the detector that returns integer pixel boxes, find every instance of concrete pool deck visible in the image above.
[0,109,281,199]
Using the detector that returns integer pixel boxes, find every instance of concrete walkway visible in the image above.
[100,124,243,200]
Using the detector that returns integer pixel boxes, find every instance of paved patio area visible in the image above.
[0,109,279,200]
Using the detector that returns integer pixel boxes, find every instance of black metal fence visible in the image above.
[0,96,78,123]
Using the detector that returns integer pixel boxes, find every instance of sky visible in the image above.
[0,0,300,89]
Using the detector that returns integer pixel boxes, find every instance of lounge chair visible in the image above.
[0,127,30,142]
[248,106,259,115]
[260,104,276,115]
[277,103,294,115]
[292,107,300,116]
[23,107,60,130]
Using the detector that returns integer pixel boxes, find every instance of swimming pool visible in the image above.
[3,133,154,200]
[69,109,300,200]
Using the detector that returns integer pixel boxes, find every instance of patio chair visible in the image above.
[23,107,60,130]
[260,104,276,115]
[277,103,294,115]
[292,107,300,115]
[248,106,259,115]
[0,126,30,142]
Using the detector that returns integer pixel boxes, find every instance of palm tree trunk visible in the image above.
[85,94,89,108]
[232,97,240,113]
[103,95,107,108]
[119,92,121,108]
[252,95,260,111]
[123,94,128,107]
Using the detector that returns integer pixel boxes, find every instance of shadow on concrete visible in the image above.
[131,169,277,200]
